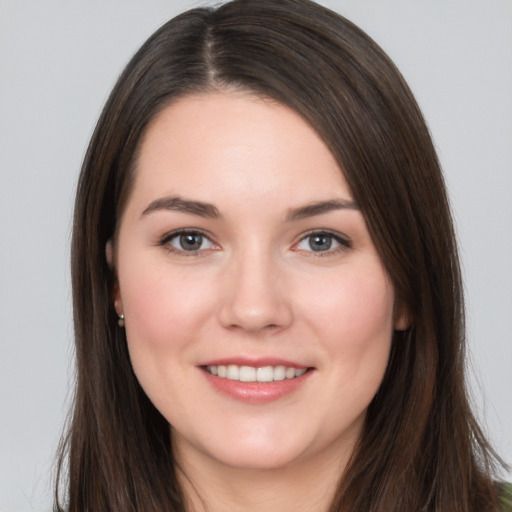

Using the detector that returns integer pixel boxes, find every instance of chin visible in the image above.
[207,443,307,471]
[173,425,312,471]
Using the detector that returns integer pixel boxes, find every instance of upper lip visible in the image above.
[198,357,310,369]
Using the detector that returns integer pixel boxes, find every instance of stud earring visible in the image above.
[117,313,125,328]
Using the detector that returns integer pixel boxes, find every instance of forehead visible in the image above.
[129,92,352,212]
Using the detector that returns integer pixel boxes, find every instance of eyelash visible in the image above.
[158,229,217,256]
[157,229,352,257]
[293,229,352,257]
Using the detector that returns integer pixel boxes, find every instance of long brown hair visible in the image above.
[56,0,505,510]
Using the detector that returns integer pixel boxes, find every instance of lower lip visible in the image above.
[201,367,313,404]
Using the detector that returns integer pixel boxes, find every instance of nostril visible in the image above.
[217,276,294,332]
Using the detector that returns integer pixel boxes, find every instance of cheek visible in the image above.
[299,264,395,382]
[341,278,394,342]
[117,256,219,421]
[119,256,216,359]
[307,267,394,339]
[306,268,395,423]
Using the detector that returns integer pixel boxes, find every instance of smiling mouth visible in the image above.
[204,364,308,383]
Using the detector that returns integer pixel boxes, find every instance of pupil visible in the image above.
[180,233,202,250]
[309,234,332,251]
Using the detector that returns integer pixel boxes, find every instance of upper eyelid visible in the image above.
[296,229,351,245]
[160,228,215,243]
[292,231,352,257]
[158,229,218,257]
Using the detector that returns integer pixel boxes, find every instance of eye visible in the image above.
[160,230,216,254]
[295,231,351,254]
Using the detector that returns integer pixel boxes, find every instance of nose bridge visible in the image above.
[218,239,292,332]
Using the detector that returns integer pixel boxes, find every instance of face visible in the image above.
[113,92,406,472]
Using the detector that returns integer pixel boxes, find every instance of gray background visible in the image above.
[1,1,511,510]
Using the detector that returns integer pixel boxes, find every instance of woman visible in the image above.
[55,0,510,510]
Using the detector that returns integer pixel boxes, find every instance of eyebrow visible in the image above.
[140,196,359,221]
[286,199,359,221]
[141,196,220,219]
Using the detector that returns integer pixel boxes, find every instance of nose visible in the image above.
[217,248,293,334]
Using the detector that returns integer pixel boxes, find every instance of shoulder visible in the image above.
[499,482,512,511]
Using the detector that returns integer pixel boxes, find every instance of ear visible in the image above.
[106,240,123,316]
[394,301,411,331]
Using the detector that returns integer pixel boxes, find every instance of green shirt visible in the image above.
[500,482,512,511]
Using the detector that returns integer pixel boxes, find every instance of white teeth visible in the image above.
[273,365,286,381]
[239,366,256,382]
[206,364,308,382]
[227,365,239,380]
[256,366,274,382]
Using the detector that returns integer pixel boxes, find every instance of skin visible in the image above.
[112,92,407,512]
